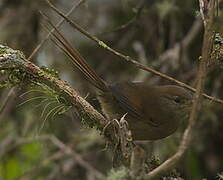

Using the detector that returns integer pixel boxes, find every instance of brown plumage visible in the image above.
[48,22,193,141]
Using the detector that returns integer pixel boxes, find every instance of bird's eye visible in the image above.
[173,96,181,103]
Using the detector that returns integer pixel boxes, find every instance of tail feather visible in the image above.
[45,16,108,92]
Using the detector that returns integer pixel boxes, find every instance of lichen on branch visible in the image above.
[0,44,107,131]
[0,44,135,168]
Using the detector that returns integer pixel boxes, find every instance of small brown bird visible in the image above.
[51,28,193,141]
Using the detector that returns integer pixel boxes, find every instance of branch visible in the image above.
[0,44,108,136]
[16,135,106,179]
[0,88,15,115]
[28,0,86,61]
[159,17,203,62]
[99,0,146,34]
[45,0,223,105]
[144,0,216,179]
[0,44,136,167]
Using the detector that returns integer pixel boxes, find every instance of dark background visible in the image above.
[0,0,223,179]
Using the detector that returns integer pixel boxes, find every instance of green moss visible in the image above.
[0,158,24,180]
[0,45,7,56]
[20,142,43,162]
[106,166,129,180]
[98,41,109,49]
[80,110,98,128]
[40,66,59,78]
[209,33,223,67]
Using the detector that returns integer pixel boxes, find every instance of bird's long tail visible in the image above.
[44,16,108,92]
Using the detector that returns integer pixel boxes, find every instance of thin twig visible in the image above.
[159,17,203,62]
[27,0,85,61]
[0,87,16,118]
[144,0,216,179]
[46,0,223,104]
[99,0,146,34]
[0,45,108,135]
[16,135,106,179]
[14,151,65,180]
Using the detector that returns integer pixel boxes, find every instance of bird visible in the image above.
[49,25,193,141]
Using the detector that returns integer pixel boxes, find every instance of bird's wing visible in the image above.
[109,83,142,120]
[109,82,160,127]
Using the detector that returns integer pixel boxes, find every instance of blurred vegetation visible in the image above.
[0,0,223,179]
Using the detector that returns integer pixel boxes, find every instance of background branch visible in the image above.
[46,0,223,105]
[144,0,216,179]
[28,0,86,61]
[1,1,222,179]
[16,135,106,179]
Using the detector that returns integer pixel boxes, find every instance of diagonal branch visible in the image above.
[45,0,223,105]
[0,45,109,137]
[0,44,134,167]
[28,0,85,61]
[144,0,216,179]
[16,135,106,179]
[159,17,203,62]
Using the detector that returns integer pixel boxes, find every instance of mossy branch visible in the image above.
[0,44,136,168]
[0,44,107,132]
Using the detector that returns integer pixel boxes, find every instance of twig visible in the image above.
[130,146,146,178]
[159,17,203,62]
[133,41,148,81]
[144,0,216,179]
[16,135,106,179]
[0,44,134,166]
[0,87,15,116]
[27,0,85,61]
[182,17,203,48]
[14,151,65,180]
[0,134,15,158]
[99,0,146,34]
[45,0,223,104]
[0,45,109,136]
